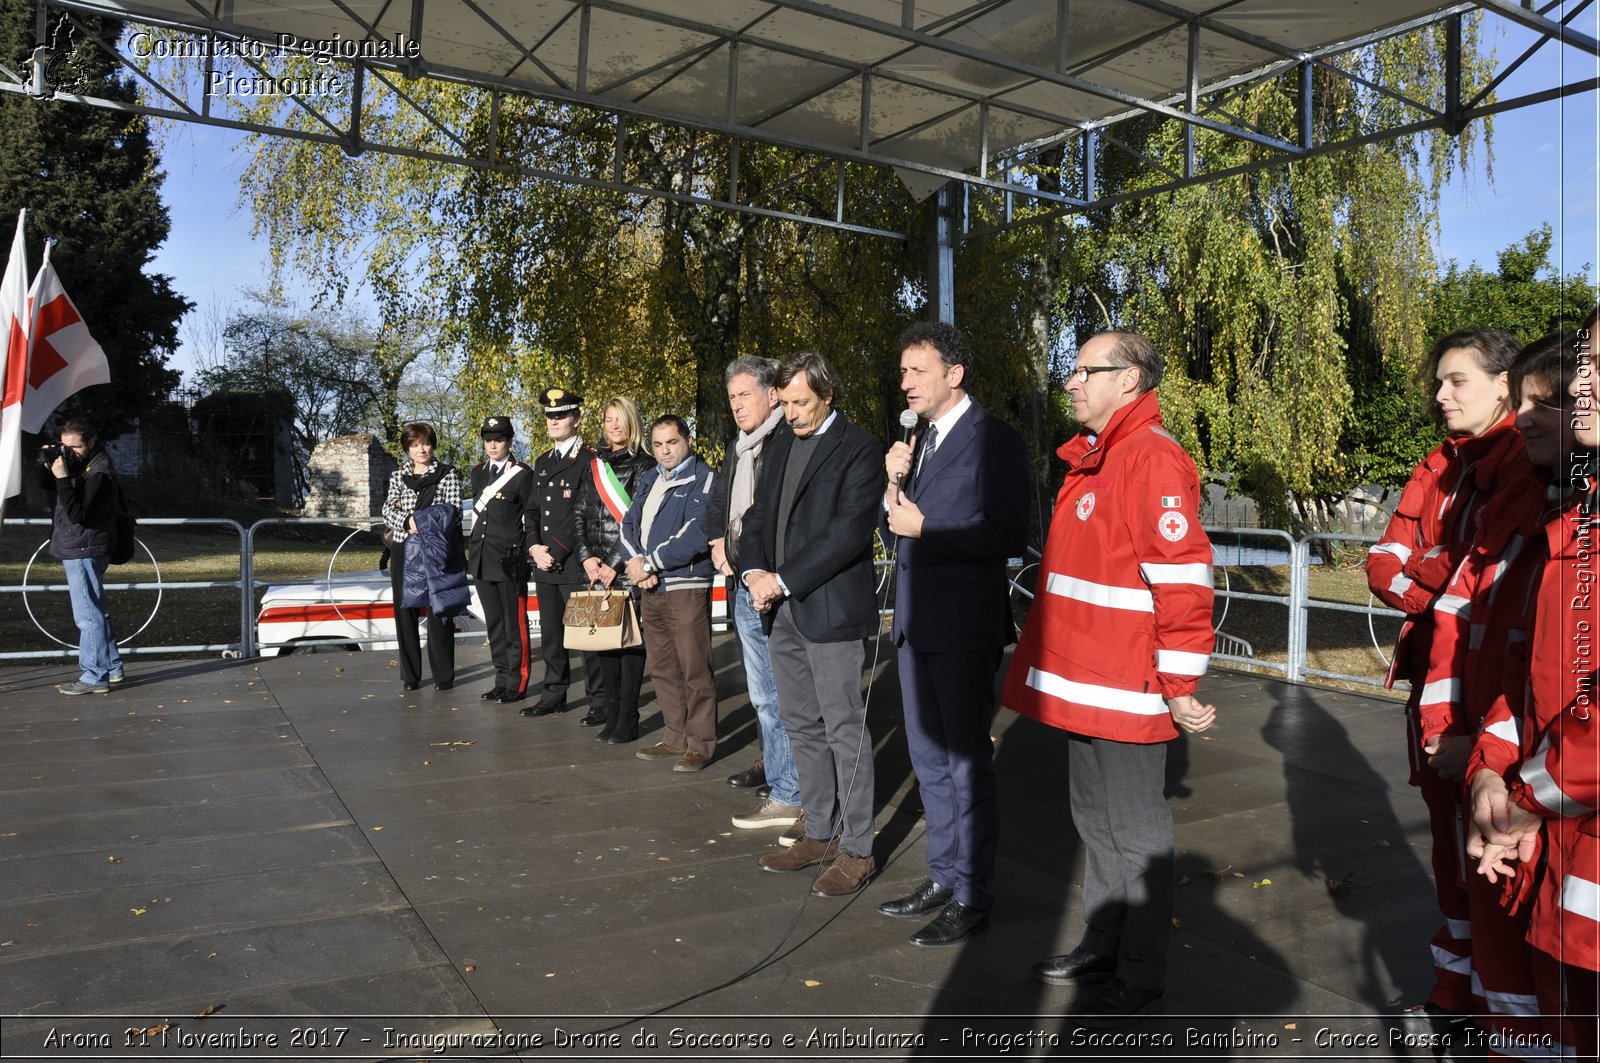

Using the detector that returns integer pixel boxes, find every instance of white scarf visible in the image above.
[728,408,783,540]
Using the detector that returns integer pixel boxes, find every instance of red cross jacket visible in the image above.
[1366,415,1525,689]
[1415,451,1545,746]
[1002,391,1214,744]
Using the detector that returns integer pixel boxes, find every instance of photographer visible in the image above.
[39,417,124,695]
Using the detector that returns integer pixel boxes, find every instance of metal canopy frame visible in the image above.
[1,0,1596,246]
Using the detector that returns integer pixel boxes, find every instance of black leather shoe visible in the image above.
[434,682,453,692]
[523,696,568,717]
[727,760,766,789]
[1032,946,1117,986]
[909,901,989,948]
[878,878,954,919]
[480,688,505,701]
[401,681,420,691]
[1077,977,1164,1028]
[496,690,526,705]
[578,708,607,727]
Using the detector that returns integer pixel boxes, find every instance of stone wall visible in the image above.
[302,433,395,519]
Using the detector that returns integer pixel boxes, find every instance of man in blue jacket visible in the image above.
[622,415,719,773]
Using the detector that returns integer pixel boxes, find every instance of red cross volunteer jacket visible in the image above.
[1002,390,1214,744]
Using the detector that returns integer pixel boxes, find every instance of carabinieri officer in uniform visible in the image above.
[522,387,602,718]
[467,415,538,704]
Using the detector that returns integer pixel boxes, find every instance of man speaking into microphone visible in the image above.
[879,322,1030,946]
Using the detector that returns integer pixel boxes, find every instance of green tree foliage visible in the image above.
[0,2,188,437]
[1429,224,1594,341]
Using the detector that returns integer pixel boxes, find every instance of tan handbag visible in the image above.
[562,585,641,651]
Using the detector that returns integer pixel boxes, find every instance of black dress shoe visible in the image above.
[578,708,607,727]
[878,878,955,918]
[1077,977,1164,1028]
[497,690,526,705]
[726,761,766,789]
[1032,946,1118,986]
[909,901,989,948]
[435,682,453,692]
[401,681,420,691]
[480,688,506,701]
[523,696,568,717]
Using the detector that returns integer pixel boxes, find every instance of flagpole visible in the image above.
[0,208,30,529]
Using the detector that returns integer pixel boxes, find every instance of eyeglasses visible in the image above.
[1070,364,1129,384]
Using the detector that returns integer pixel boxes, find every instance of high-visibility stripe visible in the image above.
[1483,717,1520,746]
[1156,649,1209,676]
[1436,594,1471,618]
[1521,746,1598,817]
[1445,917,1472,940]
[1139,562,1211,586]
[1468,623,1486,650]
[1418,678,1461,706]
[1044,572,1153,613]
[1470,972,1541,1017]
[1424,545,1446,560]
[1430,944,1472,974]
[1024,667,1168,716]
[1390,573,1415,596]
[1560,874,1600,923]
[1369,541,1413,564]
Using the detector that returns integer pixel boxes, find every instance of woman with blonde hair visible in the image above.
[571,396,654,741]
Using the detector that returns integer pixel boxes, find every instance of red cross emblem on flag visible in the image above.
[19,254,109,435]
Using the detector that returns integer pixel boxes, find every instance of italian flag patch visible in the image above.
[1160,495,1182,508]
[593,459,633,523]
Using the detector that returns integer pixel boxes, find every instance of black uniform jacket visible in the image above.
[467,457,538,582]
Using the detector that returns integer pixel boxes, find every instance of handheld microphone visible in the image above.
[893,408,919,501]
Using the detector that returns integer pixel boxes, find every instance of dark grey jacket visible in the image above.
[43,449,117,560]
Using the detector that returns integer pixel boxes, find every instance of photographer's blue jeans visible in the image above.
[732,583,800,805]
[64,555,122,683]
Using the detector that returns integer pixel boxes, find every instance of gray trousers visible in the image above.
[768,603,875,857]
[1069,733,1174,990]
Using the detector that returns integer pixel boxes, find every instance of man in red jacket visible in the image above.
[1003,331,1215,1025]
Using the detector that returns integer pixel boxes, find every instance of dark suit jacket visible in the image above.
[740,410,884,643]
[466,458,538,582]
[529,442,600,585]
[881,398,1030,653]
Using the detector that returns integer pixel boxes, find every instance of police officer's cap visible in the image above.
[479,416,515,440]
[540,387,582,417]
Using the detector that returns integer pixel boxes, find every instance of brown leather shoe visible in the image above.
[726,759,766,789]
[635,742,686,761]
[672,752,711,773]
[758,836,838,873]
[811,851,876,897]
[778,812,806,848]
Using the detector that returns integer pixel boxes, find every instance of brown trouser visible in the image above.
[639,586,717,757]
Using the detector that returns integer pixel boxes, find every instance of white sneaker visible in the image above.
[732,799,802,830]
[778,812,807,847]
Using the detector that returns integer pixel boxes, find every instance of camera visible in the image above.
[37,442,64,466]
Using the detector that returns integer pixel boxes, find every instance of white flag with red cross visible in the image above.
[0,210,29,504]
[20,243,109,434]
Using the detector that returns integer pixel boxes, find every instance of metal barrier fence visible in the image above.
[3,517,1405,689]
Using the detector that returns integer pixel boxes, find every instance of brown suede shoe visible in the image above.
[758,836,838,873]
[672,752,711,773]
[635,742,686,761]
[811,851,876,897]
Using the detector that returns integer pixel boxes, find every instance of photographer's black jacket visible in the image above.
[40,447,116,559]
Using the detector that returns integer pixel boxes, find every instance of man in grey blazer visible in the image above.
[740,351,885,897]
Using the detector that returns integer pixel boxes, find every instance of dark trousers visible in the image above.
[587,643,647,715]
[639,587,717,757]
[900,644,1002,910]
[390,541,455,688]
[1069,733,1174,990]
[534,581,583,703]
[474,577,530,695]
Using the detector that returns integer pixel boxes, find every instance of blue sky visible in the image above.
[146,16,1599,382]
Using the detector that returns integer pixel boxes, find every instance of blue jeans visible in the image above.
[733,582,800,805]
[64,555,122,683]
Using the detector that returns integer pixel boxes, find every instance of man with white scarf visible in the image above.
[708,356,803,834]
